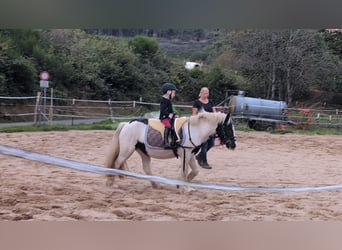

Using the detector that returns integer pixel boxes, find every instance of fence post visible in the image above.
[33,91,41,125]
[108,99,113,119]
[132,100,136,113]
[72,99,75,126]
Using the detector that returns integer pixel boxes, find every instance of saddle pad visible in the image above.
[146,119,186,149]
[148,119,165,136]
[148,117,188,139]
[146,127,164,148]
[174,116,188,140]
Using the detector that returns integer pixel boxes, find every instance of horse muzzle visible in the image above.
[225,139,237,150]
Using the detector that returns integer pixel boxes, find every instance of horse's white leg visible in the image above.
[114,145,135,169]
[106,152,129,186]
[137,150,160,189]
[107,144,136,187]
[176,150,201,194]
[178,151,189,182]
[179,150,200,181]
[176,150,194,193]
[187,154,199,181]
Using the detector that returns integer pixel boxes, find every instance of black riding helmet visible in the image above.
[162,82,178,94]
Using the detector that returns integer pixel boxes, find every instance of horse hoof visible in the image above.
[178,186,195,194]
[151,182,161,189]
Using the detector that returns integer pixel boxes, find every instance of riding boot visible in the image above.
[170,128,177,147]
[163,127,172,149]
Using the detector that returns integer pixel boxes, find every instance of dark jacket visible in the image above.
[159,97,173,120]
[193,99,215,113]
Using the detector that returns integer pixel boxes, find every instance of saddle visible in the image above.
[146,117,188,148]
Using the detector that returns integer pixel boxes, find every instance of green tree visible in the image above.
[129,35,159,60]
[204,66,237,103]
[0,29,41,96]
[228,29,341,104]
[321,30,342,59]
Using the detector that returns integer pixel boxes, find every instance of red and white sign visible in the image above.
[39,71,50,80]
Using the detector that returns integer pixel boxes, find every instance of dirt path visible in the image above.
[1,130,341,221]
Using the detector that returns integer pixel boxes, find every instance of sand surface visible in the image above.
[1,130,341,221]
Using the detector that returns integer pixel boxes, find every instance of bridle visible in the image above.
[176,113,236,175]
[185,112,236,152]
[216,113,236,149]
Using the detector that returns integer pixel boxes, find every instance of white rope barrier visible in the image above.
[1,144,342,192]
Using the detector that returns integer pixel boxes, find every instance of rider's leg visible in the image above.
[163,127,172,148]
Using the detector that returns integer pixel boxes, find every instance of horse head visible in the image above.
[216,113,237,150]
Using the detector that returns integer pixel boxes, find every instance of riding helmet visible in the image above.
[162,82,178,94]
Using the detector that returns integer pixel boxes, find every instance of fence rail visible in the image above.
[1,95,341,129]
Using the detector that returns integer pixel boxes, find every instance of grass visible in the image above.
[267,126,342,135]
[1,118,341,135]
[234,122,341,135]
[288,127,342,136]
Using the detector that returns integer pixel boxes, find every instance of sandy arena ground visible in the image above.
[0,130,341,221]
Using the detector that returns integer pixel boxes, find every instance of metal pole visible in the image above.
[49,88,53,125]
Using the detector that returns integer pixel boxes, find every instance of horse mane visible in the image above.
[189,111,225,125]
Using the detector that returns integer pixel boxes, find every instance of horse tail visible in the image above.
[105,122,128,184]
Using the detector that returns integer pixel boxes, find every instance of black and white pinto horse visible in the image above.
[104,111,236,189]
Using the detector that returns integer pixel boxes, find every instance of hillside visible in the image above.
[0,29,341,107]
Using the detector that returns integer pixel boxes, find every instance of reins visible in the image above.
[187,119,203,154]
[173,113,235,175]
[175,119,202,175]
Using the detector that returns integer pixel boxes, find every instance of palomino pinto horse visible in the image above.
[104,111,236,188]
